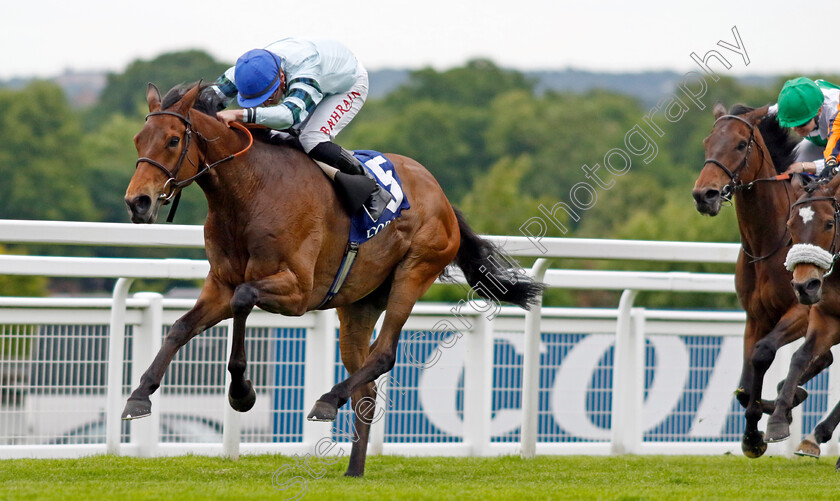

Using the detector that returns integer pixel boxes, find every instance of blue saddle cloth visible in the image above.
[348,150,411,244]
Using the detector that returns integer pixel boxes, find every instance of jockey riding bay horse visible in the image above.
[692,104,824,458]
[123,82,543,477]
[771,174,840,463]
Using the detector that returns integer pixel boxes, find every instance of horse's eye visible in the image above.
[736,141,747,151]
[168,136,180,148]
[826,219,835,231]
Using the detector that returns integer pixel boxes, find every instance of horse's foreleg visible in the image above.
[760,349,833,415]
[742,306,808,457]
[227,284,259,412]
[796,396,840,458]
[735,320,759,409]
[766,310,840,443]
[223,270,313,411]
[123,277,232,420]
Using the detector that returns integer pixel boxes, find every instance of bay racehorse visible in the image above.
[769,174,840,461]
[692,103,820,458]
[123,82,543,477]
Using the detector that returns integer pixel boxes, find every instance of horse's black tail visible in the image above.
[446,208,546,310]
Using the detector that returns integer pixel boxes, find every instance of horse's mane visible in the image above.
[728,104,798,175]
[161,82,221,117]
[160,82,283,147]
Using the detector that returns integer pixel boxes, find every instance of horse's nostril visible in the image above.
[693,189,720,205]
[128,195,152,214]
[804,278,823,296]
[704,190,721,202]
[793,277,824,304]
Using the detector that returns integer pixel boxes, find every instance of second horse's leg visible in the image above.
[766,309,840,442]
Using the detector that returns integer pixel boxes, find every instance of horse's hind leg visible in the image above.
[308,257,450,422]
[226,284,260,412]
[334,299,387,477]
[123,277,232,419]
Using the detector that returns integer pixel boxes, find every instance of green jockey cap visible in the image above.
[777,77,823,127]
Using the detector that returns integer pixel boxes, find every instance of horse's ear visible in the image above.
[173,82,202,115]
[147,83,161,112]
[747,105,770,125]
[713,103,727,120]
[826,169,840,192]
[790,172,806,192]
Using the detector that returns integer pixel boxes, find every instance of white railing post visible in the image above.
[610,289,640,454]
[765,341,799,456]
[520,258,552,458]
[106,277,135,455]
[369,313,388,455]
[463,311,494,456]
[302,310,337,448]
[131,292,163,456]
[827,346,840,456]
[369,374,388,455]
[630,307,646,452]
[222,318,241,459]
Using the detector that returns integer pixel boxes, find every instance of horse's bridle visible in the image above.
[790,194,840,277]
[135,110,253,202]
[705,113,797,263]
[703,114,759,200]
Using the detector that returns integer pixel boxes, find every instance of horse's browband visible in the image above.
[713,114,754,129]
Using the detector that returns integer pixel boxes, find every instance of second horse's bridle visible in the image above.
[703,114,759,200]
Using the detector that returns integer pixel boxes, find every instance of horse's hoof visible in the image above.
[344,469,364,478]
[793,386,809,407]
[122,398,151,420]
[765,416,791,443]
[835,457,840,471]
[794,436,821,458]
[307,400,338,422]
[228,379,256,412]
[742,430,767,458]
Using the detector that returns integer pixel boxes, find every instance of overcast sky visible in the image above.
[0,0,829,79]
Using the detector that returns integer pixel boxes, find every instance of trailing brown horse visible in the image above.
[123,82,543,476]
[768,174,840,460]
[692,103,820,458]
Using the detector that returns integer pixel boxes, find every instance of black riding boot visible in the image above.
[309,142,392,221]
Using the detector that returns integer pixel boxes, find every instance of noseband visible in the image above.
[788,194,840,277]
[703,114,758,200]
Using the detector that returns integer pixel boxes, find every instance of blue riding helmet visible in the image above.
[234,49,284,108]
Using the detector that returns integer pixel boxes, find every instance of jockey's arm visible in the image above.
[208,66,324,132]
[243,77,324,130]
[824,104,840,166]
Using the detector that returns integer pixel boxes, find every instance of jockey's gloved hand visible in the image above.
[821,157,838,179]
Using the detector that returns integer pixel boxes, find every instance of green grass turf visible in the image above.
[1,454,839,500]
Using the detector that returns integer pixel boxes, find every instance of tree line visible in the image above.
[0,50,830,307]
